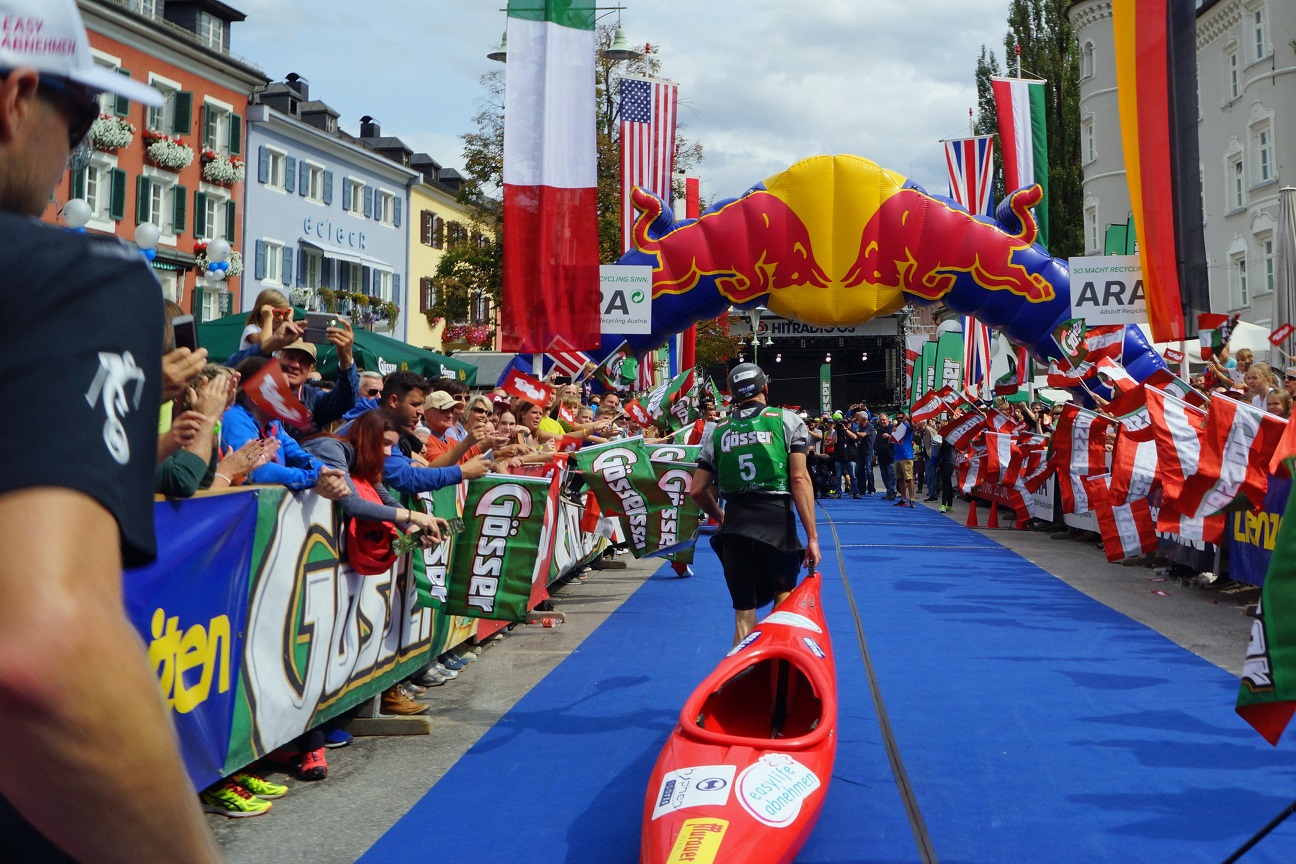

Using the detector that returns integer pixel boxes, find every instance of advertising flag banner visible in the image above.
[904,334,928,404]
[1269,323,1296,347]
[647,444,703,560]
[1164,347,1185,364]
[1177,395,1286,517]
[984,431,1022,486]
[921,341,938,396]
[502,0,600,351]
[1048,404,1113,514]
[1143,386,1208,502]
[241,359,312,427]
[1094,358,1138,394]
[1052,317,1089,371]
[546,335,594,378]
[572,438,670,558]
[645,368,698,431]
[910,390,944,423]
[443,473,552,622]
[820,363,833,416]
[1236,472,1296,745]
[501,368,556,408]
[940,411,987,451]
[623,399,654,427]
[1108,394,1159,505]
[934,331,965,394]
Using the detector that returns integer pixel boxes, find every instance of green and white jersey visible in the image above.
[699,402,809,496]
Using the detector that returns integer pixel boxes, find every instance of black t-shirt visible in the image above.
[0,214,164,567]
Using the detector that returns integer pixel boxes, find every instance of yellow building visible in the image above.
[406,157,496,354]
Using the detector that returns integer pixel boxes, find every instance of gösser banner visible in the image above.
[125,480,605,792]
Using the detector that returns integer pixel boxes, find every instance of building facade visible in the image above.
[1067,0,1296,327]
[406,157,497,353]
[42,0,267,317]
[242,76,418,340]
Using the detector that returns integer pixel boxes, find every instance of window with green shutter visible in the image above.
[172,185,186,234]
[224,201,236,241]
[136,175,152,224]
[72,167,86,200]
[172,91,193,136]
[228,114,242,156]
[202,104,213,149]
[193,190,207,238]
[109,169,127,221]
[114,69,131,117]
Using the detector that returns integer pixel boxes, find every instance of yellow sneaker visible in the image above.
[200,782,273,817]
[231,772,288,800]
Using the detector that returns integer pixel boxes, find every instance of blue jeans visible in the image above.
[855,439,875,493]
[924,453,938,496]
[880,462,897,497]
[832,460,857,495]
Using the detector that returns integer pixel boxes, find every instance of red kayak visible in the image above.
[640,572,836,864]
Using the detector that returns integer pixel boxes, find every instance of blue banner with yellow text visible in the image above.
[1230,476,1290,588]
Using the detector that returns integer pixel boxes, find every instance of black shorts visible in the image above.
[710,533,802,610]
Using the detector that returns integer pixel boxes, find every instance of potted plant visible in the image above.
[200,147,246,186]
[91,114,135,151]
[143,129,194,171]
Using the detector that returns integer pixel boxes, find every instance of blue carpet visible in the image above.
[362,496,1296,863]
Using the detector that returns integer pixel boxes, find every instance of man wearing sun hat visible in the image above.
[0,0,221,860]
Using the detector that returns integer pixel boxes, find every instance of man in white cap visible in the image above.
[0,1,220,860]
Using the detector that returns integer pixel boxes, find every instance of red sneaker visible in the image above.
[299,747,328,781]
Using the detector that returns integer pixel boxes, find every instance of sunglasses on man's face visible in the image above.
[36,76,100,151]
[1285,375,1296,382]
[364,388,381,397]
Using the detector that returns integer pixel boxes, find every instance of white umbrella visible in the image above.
[1271,186,1296,367]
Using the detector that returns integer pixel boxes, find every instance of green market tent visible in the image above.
[196,309,477,385]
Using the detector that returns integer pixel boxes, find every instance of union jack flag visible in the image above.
[620,76,679,253]
[963,315,993,401]
[944,135,996,216]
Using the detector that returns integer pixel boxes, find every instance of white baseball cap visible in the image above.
[0,0,163,106]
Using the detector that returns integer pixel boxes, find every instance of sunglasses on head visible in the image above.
[35,75,100,151]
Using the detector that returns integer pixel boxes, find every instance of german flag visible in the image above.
[1112,0,1209,343]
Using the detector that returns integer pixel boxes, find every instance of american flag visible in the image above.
[963,315,993,401]
[620,76,679,253]
[637,350,657,392]
[944,135,996,216]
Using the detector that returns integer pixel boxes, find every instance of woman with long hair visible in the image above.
[241,288,292,352]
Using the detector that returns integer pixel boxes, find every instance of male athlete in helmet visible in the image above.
[690,363,821,646]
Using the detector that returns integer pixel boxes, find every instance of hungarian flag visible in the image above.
[501,0,600,352]
[242,359,312,427]
[984,432,1022,487]
[1197,312,1240,360]
[1112,0,1209,342]
[910,389,946,423]
[1178,395,1286,517]
[1236,472,1296,745]
[991,75,1050,248]
[1082,473,1158,563]
[1048,404,1113,514]
[501,368,555,408]
[940,411,987,451]
[1143,386,1208,502]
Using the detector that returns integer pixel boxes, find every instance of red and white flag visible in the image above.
[1048,404,1113,514]
[963,316,993,400]
[984,431,1022,487]
[910,390,946,423]
[620,75,678,253]
[958,451,987,494]
[553,434,584,453]
[1163,347,1185,365]
[501,368,555,408]
[1108,397,1160,505]
[1018,445,1055,493]
[1177,395,1286,517]
[1046,358,1095,388]
[1082,473,1159,563]
[1156,497,1226,546]
[636,353,657,391]
[985,408,1022,434]
[546,335,595,379]
[623,399,653,427]
[1143,386,1208,503]
[1085,324,1126,364]
[242,359,312,427]
[940,411,987,451]
[1095,357,1138,394]
[1269,323,1295,346]
[502,0,600,352]
[944,135,996,216]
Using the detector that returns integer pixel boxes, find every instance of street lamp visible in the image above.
[488,6,642,62]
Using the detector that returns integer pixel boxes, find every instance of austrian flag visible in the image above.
[940,411,987,451]
[501,369,555,408]
[1177,395,1286,517]
[1082,473,1158,563]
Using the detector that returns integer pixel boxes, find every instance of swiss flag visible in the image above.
[242,359,312,427]
[501,369,555,408]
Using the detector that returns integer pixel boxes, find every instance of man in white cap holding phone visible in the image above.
[0,0,221,861]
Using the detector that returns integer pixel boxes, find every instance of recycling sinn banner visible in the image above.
[443,473,553,622]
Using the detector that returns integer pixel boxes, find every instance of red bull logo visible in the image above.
[842,185,1054,303]
[630,186,830,305]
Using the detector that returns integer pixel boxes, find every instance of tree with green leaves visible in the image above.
[973,0,1082,259]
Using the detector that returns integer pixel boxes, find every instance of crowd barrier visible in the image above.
[125,479,606,791]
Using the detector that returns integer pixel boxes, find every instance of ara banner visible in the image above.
[443,474,552,622]
[572,437,672,558]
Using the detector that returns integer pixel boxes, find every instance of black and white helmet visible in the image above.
[727,363,768,401]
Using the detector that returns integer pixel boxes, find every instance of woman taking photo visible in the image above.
[240,288,293,352]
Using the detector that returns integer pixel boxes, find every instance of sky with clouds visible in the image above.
[231,0,1015,202]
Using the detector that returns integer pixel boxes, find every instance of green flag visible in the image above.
[645,369,698,431]
[647,444,703,559]
[819,364,832,415]
[441,474,551,622]
[921,342,938,396]
[1237,474,1296,745]
[573,438,671,558]
[934,331,964,394]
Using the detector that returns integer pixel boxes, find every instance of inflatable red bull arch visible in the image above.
[610,154,1166,393]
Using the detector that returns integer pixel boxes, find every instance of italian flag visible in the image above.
[991,76,1049,249]
[502,0,601,352]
